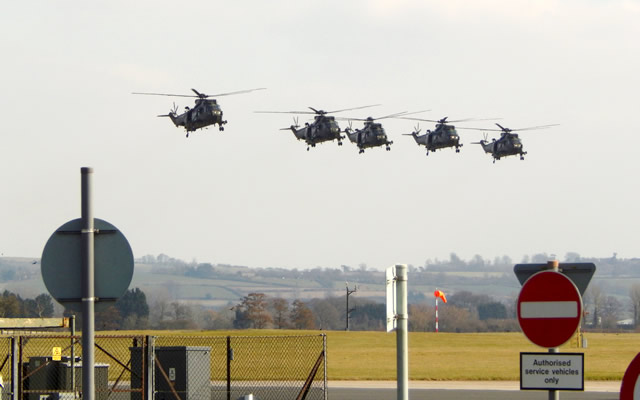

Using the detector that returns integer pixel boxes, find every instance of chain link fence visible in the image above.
[19,334,146,400]
[155,335,326,400]
[0,333,326,400]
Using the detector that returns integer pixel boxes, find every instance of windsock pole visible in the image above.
[435,296,439,333]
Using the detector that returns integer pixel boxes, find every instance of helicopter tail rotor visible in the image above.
[343,120,353,133]
[157,102,179,117]
[279,116,300,131]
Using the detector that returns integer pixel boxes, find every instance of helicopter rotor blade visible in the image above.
[325,104,382,114]
[191,88,206,98]
[511,124,560,131]
[254,110,317,114]
[132,92,197,98]
[133,88,266,99]
[207,88,267,97]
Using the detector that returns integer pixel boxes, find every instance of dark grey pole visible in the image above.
[346,286,349,331]
[71,315,76,398]
[10,337,17,400]
[227,336,232,400]
[345,284,357,331]
[81,167,95,400]
[395,264,408,400]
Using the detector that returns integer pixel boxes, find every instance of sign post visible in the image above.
[386,264,408,400]
[41,168,134,400]
[81,167,95,400]
[515,260,593,400]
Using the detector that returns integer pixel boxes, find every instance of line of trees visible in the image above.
[0,290,54,318]
[2,284,638,333]
[59,286,640,332]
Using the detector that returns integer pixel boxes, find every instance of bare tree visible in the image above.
[270,298,290,329]
[585,284,605,327]
[408,303,435,332]
[600,295,623,330]
[236,293,272,329]
[309,298,341,330]
[290,299,315,329]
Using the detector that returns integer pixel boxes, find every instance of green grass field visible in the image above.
[112,329,638,381]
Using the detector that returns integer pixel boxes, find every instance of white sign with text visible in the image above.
[520,353,584,391]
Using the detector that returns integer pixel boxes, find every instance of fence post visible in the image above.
[17,337,23,400]
[226,336,232,400]
[10,337,17,400]
[145,336,155,400]
[323,334,328,400]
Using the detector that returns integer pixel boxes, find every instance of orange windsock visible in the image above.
[434,289,447,303]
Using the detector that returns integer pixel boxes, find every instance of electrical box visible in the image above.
[131,346,211,400]
[24,356,108,400]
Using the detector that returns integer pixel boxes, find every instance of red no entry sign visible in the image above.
[517,270,583,348]
[620,352,640,400]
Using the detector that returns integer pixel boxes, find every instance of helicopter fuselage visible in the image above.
[168,99,227,134]
[346,122,393,153]
[409,124,462,154]
[287,116,344,150]
[479,133,526,161]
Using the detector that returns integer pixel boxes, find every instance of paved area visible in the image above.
[329,380,621,392]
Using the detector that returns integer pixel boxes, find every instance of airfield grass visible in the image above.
[105,330,637,381]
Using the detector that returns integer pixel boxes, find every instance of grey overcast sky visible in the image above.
[1,0,639,270]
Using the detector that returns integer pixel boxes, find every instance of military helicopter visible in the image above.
[255,105,379,151]
[343,112,419,154]
[470,123,559,162]
[400,117,466,155]
[133,88,265,137]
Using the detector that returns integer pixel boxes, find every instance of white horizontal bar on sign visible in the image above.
[520,301,578,318]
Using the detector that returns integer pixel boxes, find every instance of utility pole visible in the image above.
[345,283,357,331]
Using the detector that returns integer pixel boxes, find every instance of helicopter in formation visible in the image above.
[470,123,559,162]
[344,115,396,153]
[133,88,265,137]
[133,89,557,162]
[343,112,426,153]
[255,105,379,151]
[400,117,466,155]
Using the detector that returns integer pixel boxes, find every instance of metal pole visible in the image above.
[10,337,17,400]
[146,335,155,400]
[71,315,76,398]
[435,297,439,333]
[547,260,559,400]
[81,167,95,400]
[395,264,408,400]
[227,336,232,400]
[346,286,349,331]
[323,334,328,400]
[346,284,357,331]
